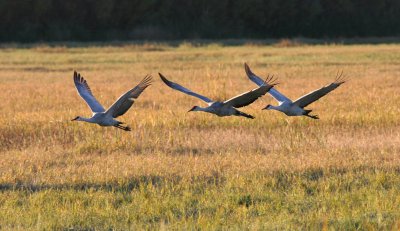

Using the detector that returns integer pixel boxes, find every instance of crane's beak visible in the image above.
[71,116,79,121]
[187,106,196,112]
[262,104,272,110]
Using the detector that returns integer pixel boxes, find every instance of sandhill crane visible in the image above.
[244,63,346,119]
[71,71,152,131]
[159,73,276,119]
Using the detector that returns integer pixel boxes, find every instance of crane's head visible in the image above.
[262,104,273,110]
[71,116,81,121]
[188,106,200,112]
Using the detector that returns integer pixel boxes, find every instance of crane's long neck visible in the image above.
[193,106,209,112]
[263,104,282,112]
[77,116,96,123]
[268,105,281,111]
[188,106,210,113]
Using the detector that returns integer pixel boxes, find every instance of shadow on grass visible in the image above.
[0,173,226,193]
[1,166,398,193]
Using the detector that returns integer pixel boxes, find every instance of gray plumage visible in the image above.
[106,75,152,118]
[160,74,213,103]
[74,72,105,113]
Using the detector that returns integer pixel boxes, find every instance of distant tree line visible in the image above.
[0,0,399,42]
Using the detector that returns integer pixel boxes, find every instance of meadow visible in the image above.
[0,41,399,230]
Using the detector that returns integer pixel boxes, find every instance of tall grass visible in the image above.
[0,43,399,229]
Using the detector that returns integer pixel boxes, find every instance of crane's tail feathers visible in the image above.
[114,124,131,131]
[237,111,255,119]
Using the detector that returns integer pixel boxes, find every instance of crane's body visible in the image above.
[266,101,307,116]
[73,112,121,126]
[189,102,254,118]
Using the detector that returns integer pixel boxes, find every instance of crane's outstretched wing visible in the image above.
[159,73,214,104]
[224,78,276,108]
[106,75,152,118]
[293,71,347,108]
[244,63,291,103]
[73,71,105,113]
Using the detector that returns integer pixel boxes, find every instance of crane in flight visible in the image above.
[71,71,152,131]
[244,63,347,119]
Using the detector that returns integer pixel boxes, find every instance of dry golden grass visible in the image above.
[0,43,399,229]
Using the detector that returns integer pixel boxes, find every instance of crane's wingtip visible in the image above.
[244,63,255,77]
[244,62,250,71]
[140,74,153,87]
[143,74,153,81]
[73,70,81,82]
[334,70,348,84]
[264,74,279,86]
[158,73,169,83]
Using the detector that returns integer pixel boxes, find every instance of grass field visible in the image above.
[0,42,399,230]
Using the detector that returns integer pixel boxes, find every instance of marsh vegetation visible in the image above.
[0,42,399,229]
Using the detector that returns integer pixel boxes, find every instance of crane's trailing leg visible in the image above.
[236,111,255,119]
[114,124,131,131]
[303,110,319,119]
[306,114,319,119]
